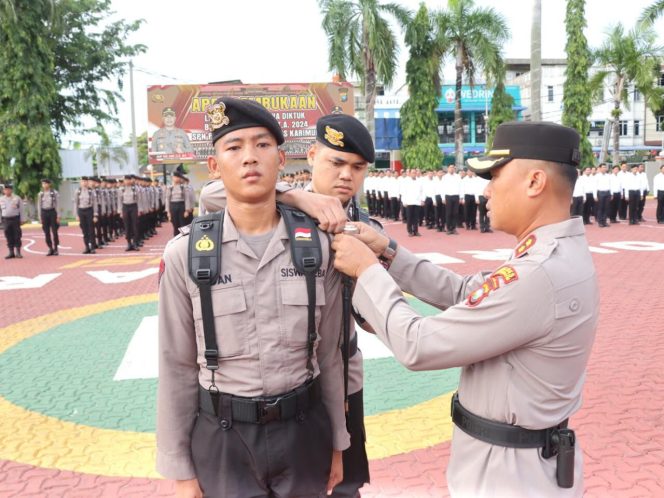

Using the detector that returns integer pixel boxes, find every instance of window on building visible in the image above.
[619,120,628,136]
[634,88,642,101]
[438,116,455,144]
[634,120,640,136]
[589,121,605,136]
[547,86,554,102]
[659,73,664,86]
[475,114,486,144]
[657,115,664,132]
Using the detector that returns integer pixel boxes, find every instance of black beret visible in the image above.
[4,183,13,189]
[81,176,89,181]
[467,121,581,180]
[41,178,52,184]
[124,174,134,180]
[173,171,185,179]
[207,97,284,146]
[316,114,375,163]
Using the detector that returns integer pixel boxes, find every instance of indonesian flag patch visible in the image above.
[294,228,312,241]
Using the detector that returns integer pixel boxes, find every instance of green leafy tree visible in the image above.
[86,127,129,176]
[319,0,411,141]
[436,0,509,168]
[590,24,664,165]
[0,0,60,197]
[639,0,664,26]
[0,0,144,197]
[486,82,515,149]
[125,131,148,168]
[562,0,594,167]
[400,3,444,171]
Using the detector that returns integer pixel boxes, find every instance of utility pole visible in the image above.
[129,60,138,174]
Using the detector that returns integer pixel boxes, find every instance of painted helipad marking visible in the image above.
[114,316,159,381]
[458,248,512,261]
[414,252,464,264]
[87,268,159,284]
[0,273,61,291]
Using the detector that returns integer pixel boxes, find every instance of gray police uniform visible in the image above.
[352,218,598,497]
[152,127,193,154]
[38,189,60,252]
[1,193,26,254]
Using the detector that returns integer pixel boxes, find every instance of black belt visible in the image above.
[170,200,184,204]
[41,208,55,211]
[2,216,19,220]
[199,377,321,424]
[451,392,567,448]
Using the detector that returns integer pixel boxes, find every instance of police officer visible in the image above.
[74,176,97,254]
[119,174,140,251]
[152,107,193,154]
[166,170,191,237]
[332,122,598,497]
[37,178,60,255]
[1,183,26,259]
[157,98,349,498]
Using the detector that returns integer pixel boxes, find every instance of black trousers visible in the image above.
[94,205,104,245]
[390,197,400,220]
[609,193,621,222]
[2,216,21,249]
[383,192,390,220]
[445,195,460,232]
[78,207,95,249]
[122,204,139,245]
[478,195,490,232]
[571,196,584,217]
[638,192,647,220]
[365,191,373,215]
[41,209,59,249]
[423,197,434,226]
[597,191,611,225]
[619,196,628,220]
[192,399,333,498]
[435,195,445,230]
[170,201,186,237]
[406,205,420,235]
[628,190,640,223]
[330,389,370,498]
[657,191,664,223]
[464,194,477,229]
[583,193,595,224]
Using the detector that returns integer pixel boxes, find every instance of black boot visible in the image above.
[47,247,55,256]
[5,248,15,259]
[15,248,23,259]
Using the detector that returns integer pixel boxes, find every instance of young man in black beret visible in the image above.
[38,178,60,255]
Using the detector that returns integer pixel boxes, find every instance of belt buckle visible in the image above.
[258,397,282,424]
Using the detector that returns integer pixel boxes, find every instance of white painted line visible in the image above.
[114,316,159,381]
[414,252,464,265]
[87,268,159,284]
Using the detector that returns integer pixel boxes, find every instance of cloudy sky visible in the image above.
[64,0,660,147]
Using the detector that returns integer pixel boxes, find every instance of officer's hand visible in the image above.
[278,189,346,233]
[175,478,203,498]
[332,233,379,279]
[326,450,343,495]
[349,222,389,257]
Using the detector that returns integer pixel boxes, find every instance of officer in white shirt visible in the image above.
[654,164,664,224]
[580,168,596,224]
[637,164,649,221]
[422,171,438,228]
[401,169,424,236]
[571,169,584,217]
[594,164,612,227]
[624,164,642,224]
[441,165,462,235]
[434,170,446,231]
[617,162,629,220]
[609,165,623,223]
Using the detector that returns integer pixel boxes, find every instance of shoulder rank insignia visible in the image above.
[206,102,230,130]
[325,126,344,147]
[466,265,519,307]
[514,234,537,258]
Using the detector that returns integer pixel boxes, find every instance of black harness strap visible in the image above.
[277,203,322,381]
[188,211,225,390]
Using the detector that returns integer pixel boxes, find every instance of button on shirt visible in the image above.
[157,209,349,480]
[351,217,598,497]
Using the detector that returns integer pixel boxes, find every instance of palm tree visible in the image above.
[530,0,542,121]
[319,0,411,141]
[435,0,509,168]
[590,24,664,165]
[85,129,129,176]
[639,0,664,26]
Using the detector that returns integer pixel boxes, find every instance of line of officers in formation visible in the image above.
[0,171,196,258]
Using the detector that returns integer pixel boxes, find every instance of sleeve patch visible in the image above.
[158,258,165,286]
[466,265,519,307]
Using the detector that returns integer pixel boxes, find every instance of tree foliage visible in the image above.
[435,0,509,168]
[319,0,411,141]
[639,0,664,27]
[486,80,514,150]
[562,0,594,167]
[400,3,443,171]
[0,0,144,197]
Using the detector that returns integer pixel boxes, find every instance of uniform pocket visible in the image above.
[279,279,326,348]
[192,285,248,358]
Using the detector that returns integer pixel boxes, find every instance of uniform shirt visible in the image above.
[166,183,192,212]
[475,177,489,199]
[572,177,584,198]
[617,170,629,194]
[654,172,664,194]
[441,173,462,197]
[0,194,25,221]
[623,172,641,191]
[37,190,59,218]
[580,174,596,196]
[422,177,438,199]
[638,172,650,193]
[75,187,97,215]
[399,177,423,206]
[352,217,598,497]
[595,172,611,193]
[185,184,196,212]
[610,173,623,194]
[152,127,193,154]
[157,209,349,480]
[120,185,138,207]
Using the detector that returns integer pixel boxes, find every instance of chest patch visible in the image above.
[466,266,519,307]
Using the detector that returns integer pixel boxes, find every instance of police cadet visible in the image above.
[89,177,106,248]
[37,178,60,256]
[119,174,140,251]
[1,183,26,259]
[166,169,191,237]
[332,122,598,497]
[74,176,98,254]
[183,175,196,225]
[156,97,349,498]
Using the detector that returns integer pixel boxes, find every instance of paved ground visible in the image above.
[1,205,664,497]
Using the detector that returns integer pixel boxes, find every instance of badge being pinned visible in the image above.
[294,228,312,241]
[514,234,537,258]
[466,266,519,307]
[195,234,215,252]
[206,101,230,130]
[324,126,344,147]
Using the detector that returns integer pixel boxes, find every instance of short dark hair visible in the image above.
[552,162,578,192]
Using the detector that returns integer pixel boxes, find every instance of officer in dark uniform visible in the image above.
[37,178,60,255]
[1,183,26,259]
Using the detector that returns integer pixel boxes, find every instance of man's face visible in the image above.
[483,160,530,235]
[584,168,591,176]
[308,143,368,204]
[81,180,88,188]
[621,163,627,172]
[613,166,619,175]
[600,165,608,174]
[208,126,284,203]
[638,164,645,173]
[41,182,50,190]
[163,113,176,127]
[447,165,456,175]
[3,187,11,197]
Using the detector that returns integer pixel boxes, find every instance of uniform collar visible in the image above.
[222,207,288,265]
[513,218,585,259]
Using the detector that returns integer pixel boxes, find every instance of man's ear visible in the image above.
[306,144,316,167]
[526,168,547,198]
[207,155,220,178]
[278,149,286,172]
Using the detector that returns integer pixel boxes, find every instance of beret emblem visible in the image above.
[207,102,230,130]
[324,126,344,147]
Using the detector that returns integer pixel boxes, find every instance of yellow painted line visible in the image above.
[0,293,453,477]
